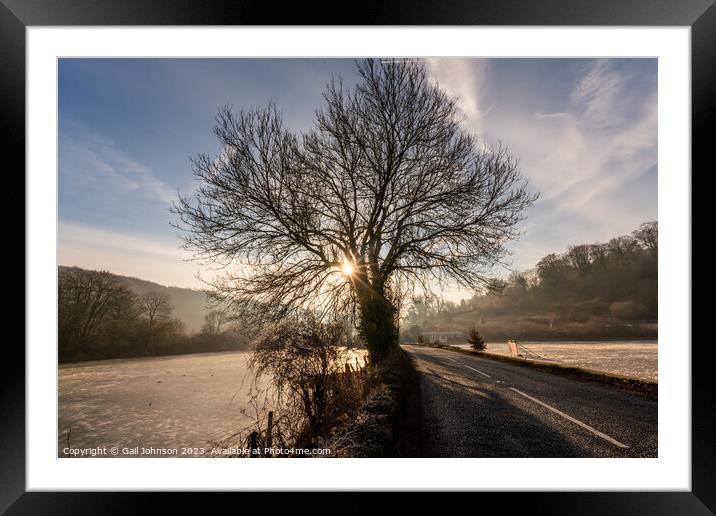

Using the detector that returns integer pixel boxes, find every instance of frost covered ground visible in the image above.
[59,351,261,457]
[58,343,655,457]
[454,341,658,381]
[59,348,367,457]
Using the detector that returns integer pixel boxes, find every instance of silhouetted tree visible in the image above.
[202,310,228,335]
[633,221,658,257]
[58,267,136,359]
[567,244,593,275]
[175,59,536,362]
[139,291,173,328]
[138,291,173,354]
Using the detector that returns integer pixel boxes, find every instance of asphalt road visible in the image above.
[402,345,657,457]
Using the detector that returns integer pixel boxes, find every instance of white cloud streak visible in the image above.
[58,221,207,289]
[423,58,657,278]
[424,58,489,140]
[60,121,176,204]
[535,60,657,222]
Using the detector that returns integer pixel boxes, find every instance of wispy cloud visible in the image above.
[423,58,657,278]
[59,221,206,288]
[58,58,656,296]
[540,60,657,218]
[571,59,630,131]
[424,58,490,140]
[60,120,176,204]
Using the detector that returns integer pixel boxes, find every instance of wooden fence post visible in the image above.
[250,431,258,458]
[266,411,274,453]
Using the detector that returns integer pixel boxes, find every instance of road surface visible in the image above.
[402,345,657,457]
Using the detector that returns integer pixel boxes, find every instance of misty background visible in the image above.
[57,58,657,362]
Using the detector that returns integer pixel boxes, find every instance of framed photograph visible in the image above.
[3,0,710,512]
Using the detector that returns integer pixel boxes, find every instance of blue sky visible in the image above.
[58,58,657,297]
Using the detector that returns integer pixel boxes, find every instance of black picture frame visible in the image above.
[1,0,709,513]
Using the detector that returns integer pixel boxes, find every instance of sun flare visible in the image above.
[341,262,353,276]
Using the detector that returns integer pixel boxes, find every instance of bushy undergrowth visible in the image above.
[217,317,373,456]
[218,317,419,458]
[326,348,420,457]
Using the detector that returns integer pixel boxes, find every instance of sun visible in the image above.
[341,262,353,276]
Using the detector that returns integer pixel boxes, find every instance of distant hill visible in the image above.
[58,266,212,333]
[401,222,658,342]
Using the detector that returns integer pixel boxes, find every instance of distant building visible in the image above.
[420,331,466,344]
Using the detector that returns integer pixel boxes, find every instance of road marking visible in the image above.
[463,364,491,378]
[509,387,629,449]
[445,357,459,363]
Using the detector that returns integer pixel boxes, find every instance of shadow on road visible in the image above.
[417,362,619,458]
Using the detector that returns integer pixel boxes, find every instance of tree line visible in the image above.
[403,221,657,341]
[58,267,251,362]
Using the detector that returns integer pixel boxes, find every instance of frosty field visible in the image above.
[58,348,367,457]
[454,341,658,381]
[58,351,259,457]
[58,342,654,457]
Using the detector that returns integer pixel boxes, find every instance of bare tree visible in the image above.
[202,310,228,335]
[137,291,174,355]
[567,244,593,274]
[632,221,657,257]
[607,236,641,260]
[175,59,537,362]
[138,292,173,330]
[58,267,136,358]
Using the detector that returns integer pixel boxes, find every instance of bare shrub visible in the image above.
[248,316,371,450]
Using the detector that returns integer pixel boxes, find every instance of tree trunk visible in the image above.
[354,280,398,363]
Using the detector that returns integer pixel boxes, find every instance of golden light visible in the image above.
[341,262,353,276]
